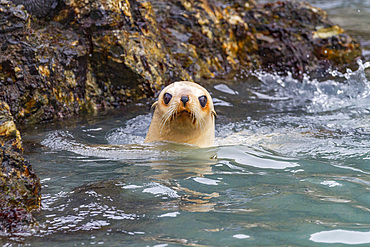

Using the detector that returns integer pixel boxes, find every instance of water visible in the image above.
[5,58,367,246]
[2,1,370,246]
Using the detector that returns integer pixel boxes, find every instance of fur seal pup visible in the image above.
[145,81,216,147]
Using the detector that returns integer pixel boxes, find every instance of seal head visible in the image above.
[145,81,216,147]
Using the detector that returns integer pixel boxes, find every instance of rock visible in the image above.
[1,0,191,124]
[10,0,61,18]
[154,0,361,77]
[0,101,41,234]
[0,0,362,124]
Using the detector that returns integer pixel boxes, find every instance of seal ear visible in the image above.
[151,101,158,109]
[212,110,217,119]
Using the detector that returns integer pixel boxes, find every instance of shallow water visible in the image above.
[8,59,368,246]
[2,1,370,246]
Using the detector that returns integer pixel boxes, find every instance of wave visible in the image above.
[252,60,370,113]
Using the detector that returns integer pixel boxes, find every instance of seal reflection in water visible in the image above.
[145,81,216,147]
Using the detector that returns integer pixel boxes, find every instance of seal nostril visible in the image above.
[181,95,189,106]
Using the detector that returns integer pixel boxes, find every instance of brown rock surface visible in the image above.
[0,101,41,233]
[0,0,362,124]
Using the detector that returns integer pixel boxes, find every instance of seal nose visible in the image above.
[181,95,189,106]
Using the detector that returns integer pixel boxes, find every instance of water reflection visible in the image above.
[217,146,299,169]
[37,180,154,235]
[310,229,370,244]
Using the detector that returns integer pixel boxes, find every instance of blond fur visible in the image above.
[145,81,216,147]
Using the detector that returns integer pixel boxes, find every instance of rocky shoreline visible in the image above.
[0,101,40,234]
[0,0,362,234]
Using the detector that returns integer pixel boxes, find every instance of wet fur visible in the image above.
[145,81,216,147]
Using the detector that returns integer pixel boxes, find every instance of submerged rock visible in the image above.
[0,101,41,234]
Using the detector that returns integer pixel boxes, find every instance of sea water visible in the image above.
[4,58,367,246]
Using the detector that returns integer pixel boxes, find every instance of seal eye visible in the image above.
[163,93,172,105]
[198,95,207,108]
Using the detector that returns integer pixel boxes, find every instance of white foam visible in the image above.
[320,180,342,187]
[142,183,179,198]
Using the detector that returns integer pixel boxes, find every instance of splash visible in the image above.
[105,114,151,145]
[252,60,370,113]
[41,130,160,161]
[41,128,217,163]
[214,61,370,162]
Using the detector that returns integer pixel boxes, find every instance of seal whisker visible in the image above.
[191,111,196,125]
[160,105,175,133]
[200,113,208,129]
[193,108,204,129]
[193,110,199,127]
